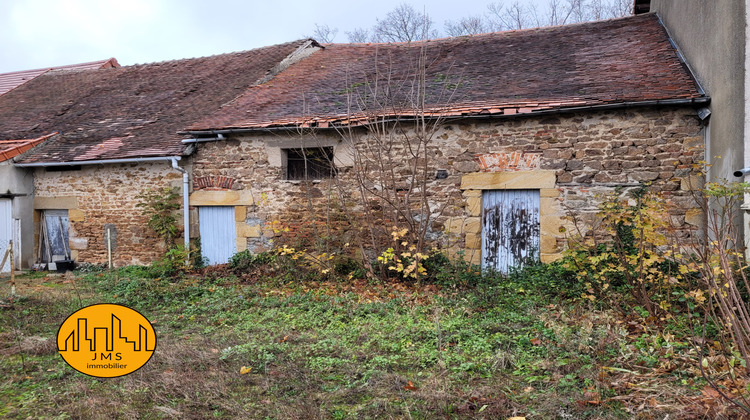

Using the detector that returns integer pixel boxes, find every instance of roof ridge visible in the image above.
[322,13,654,48]
[120,39,316,70]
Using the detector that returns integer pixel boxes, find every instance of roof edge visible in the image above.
[655,13,706,96]
[183,97,711,134]
[14,155,182,167]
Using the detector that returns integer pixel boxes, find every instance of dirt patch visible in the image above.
[0,271,93,301]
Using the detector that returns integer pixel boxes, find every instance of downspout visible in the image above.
[170,158,190,251]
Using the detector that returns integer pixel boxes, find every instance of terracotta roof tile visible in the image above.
[0,133,56,162]
[189,14,705,131]
[0,41,317,163]
[0,58,119,96]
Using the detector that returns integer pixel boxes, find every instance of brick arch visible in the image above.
[193,176,235,190]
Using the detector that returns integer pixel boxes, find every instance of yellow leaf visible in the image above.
[240,366,252,375]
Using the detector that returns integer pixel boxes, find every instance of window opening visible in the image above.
[285,147,335,180]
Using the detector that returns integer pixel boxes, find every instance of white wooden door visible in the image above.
[0,199,11,272]
[481,189,540,274]
[198,206,236,265]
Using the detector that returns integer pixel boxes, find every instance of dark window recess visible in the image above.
[285,147,335,180]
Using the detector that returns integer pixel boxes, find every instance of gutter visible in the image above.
[180,134,225,144]
[14,155,191,253]
[14,156,183,167]
[181,97,712,136]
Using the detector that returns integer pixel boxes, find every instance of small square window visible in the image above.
[285,147,335,180]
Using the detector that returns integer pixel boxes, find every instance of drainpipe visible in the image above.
[14,155,192,254]
[170,158,190,251]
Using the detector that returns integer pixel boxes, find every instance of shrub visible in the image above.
[229,250,276,273]
[148,245,197,278]
[135,187,181,247]
[563,187,678,315]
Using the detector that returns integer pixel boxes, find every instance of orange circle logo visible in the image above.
[57,303,156,378]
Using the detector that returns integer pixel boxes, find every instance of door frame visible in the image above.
[198,206,237,265]
[457,170,563,265]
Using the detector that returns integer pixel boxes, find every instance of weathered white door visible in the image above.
[198,206,236,265]
[0,199,11,272]
[481,189,540,274]
[43,210,70,262]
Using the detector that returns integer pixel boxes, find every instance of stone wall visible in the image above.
[189,106,704,265]
[33,162,184,266]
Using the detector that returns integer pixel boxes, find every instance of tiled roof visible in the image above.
[0,133,56,162]
[188,14,705,132]
[0,40,319,164]
[0,58,119,96]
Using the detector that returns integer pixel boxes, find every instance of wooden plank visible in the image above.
[481,189,540,274]
[198,206,237,265]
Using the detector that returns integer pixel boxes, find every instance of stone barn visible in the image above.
[183,14,708,272]
[0,40,321,267]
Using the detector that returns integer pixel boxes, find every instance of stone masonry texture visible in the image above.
[34,162,183,266]
[190,107,705,264]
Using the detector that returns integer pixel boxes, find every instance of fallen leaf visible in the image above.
[530,338,542,346]
[404,380,418,391]
[240,366,252,375]
[701,386,720,399]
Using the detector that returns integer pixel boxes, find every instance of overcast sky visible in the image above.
[0,0,510,73]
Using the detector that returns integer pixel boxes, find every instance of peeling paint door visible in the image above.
[43,210,70,262]
[481,190,540,274]
[198,206,236,265]
[0,199,11,272]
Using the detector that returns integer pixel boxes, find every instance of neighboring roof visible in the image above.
[0,58,120,96]
[0,133,56,162]
[0,40,319,164]
[188,13,706,132]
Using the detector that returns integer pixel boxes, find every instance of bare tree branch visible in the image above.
[372,3,437,42]
[307,23,339,43]
[346,27,371,43]
[444,16,488,36]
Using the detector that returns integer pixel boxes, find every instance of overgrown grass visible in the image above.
[0,262,743,419]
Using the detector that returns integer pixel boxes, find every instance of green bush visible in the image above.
[229,250,276,273]
[422,251,485,287]
[508,260,581,299]
[148,245,197,278]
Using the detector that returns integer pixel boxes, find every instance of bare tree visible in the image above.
[486,0,630,31]
[307,23,338,43]
[371,3,437,42]
[444,16,488,36]
[346,27,371,43]
[545,0,576,26]
[321,0,633,45]
[487,1,532,30]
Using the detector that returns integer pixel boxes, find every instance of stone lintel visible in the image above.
[34,196,78,210]
[460,170,556,190]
